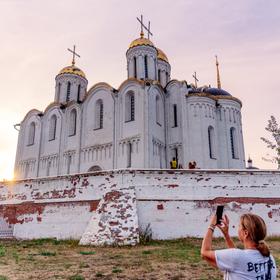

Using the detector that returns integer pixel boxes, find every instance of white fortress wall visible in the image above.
[0,169,279,244]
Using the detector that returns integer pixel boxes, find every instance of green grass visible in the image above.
[0,237,278,279]
[112,266,123,273]
[78,251,96,255]
[40,251,56,256]
[0,246,6,257]
[68,275,85,280]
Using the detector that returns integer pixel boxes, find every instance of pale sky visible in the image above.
[1,0,280,180]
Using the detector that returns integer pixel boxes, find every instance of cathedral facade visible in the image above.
[14,30,245,179]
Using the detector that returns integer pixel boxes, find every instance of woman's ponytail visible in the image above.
[240,214,270,257]
[257,240,270,257]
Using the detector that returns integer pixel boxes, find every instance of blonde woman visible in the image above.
[201,213,277,279]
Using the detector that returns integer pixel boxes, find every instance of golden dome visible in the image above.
[157,48,169,63]
[129,32,155,49]
[58,65,86,79]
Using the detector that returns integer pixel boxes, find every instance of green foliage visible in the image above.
[0,246,6,257]
[139,223,152,244]
[142,250,153,255]
[78,251,96,255]
[12,251,19,264]
[79,262,89,268]
[261,115,280,169]
[0,276,8,280]
[95,272,103,277]
[40,251,56,256]
[68,275,85,280]
[112,267,123,273]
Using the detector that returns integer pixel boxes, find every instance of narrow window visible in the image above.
[49,115,57,141]
[58,83,61,100]
[166,72,168,83]
[67,155,71,174]
[230,127,238,159]
[144,55,148,79]
[28,122,35,146]
[156,95,161,125]
[173,104,178,127]
[134,57,137,78]
[208,126,215,159]
[127,142,132,167]
[130,94,135,121]
[24,162,30,178]
[69,109,77,136]
[95,100,103,129]
[125,92,135,122]
[159,146,163,168]
[46,160,51,176]
[77,84,81,102]
[158,70,161,83]
[66,82,71,102]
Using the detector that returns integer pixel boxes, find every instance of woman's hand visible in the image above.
[217,214,230,237]
[209,214,217,227]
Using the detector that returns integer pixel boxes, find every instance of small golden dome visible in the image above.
[129,33,155,49]
[157,48,169,63]
[58,65,86,79]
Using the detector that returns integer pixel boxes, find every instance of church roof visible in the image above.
[57,65,86,79]
[129,33,155,49]
[189,87,231,96]
[203,87,231,96]
[157,48,169,63]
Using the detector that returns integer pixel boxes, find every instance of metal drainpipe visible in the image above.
[164,91,168,168]
[77,103,83,173]
[57,109,64,175]
[112,91,117,168]
[36,114,44,177]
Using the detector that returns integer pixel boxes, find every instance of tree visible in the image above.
[260,115,280,169]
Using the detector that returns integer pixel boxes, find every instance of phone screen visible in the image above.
[216,205,224,225]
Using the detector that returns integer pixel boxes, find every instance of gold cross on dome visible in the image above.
[192,71,199,88]
[136,15,153,39]
[67,45,80,66]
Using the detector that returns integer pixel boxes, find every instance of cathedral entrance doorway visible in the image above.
[88,165,102,172]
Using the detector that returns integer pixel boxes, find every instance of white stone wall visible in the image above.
[1,170,280,243]
[55,74,87,103]
[126,45,157,80]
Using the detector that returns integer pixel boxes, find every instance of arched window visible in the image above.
[57,83,61,101]
[77,84,81,102]
[156,95,161,125]
[173,104,178,127]
[127,142,132,167]
[208,126,215,159]
[66,82,71,102]
[133,57,137,78]
[125,92,135,122]
[88,165,102,172]
[49,115,57,141]
[166,72,168,84]
[230,127,238,159]
[27,122,35,146]
[144,55,148,79]
[94,99,103,129]
[24,162,30,178]
[158,70,161,83]
[69,109,77,136]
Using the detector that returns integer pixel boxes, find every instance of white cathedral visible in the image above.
[14,23,246,179]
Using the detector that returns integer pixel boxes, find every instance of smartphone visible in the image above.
[216,205,224,225]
